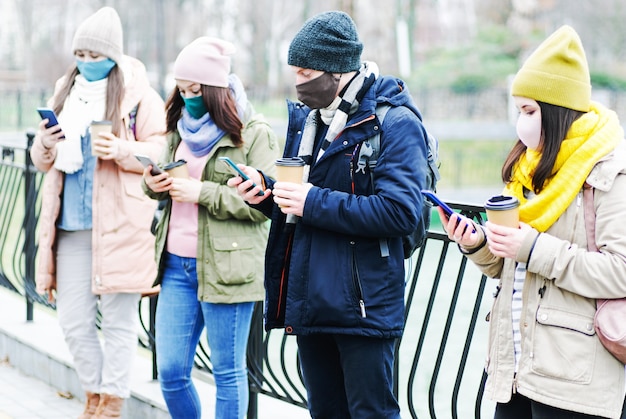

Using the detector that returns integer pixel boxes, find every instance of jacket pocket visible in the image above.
[531,306,596,383]
[211,235,256,285]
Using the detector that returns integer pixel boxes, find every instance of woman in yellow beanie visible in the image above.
[142,37,279,419]
[30,6,165,419]
[438,25,626,418]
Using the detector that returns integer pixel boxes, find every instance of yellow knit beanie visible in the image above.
[511,25,591,112]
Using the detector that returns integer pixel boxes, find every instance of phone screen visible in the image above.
[135,154,163,176]
[218,157,264,196]
[421,190,454,216]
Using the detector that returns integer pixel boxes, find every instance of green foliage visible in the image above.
[590,72,626,91]
[412,24,520,91]
[437,139,513,188]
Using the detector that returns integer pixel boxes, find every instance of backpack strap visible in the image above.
[129,104,139,138]
[583,183,597,252]
[358,104,392,257]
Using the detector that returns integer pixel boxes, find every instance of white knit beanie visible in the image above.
[72,7,123,64]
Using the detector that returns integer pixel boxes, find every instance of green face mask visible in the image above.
[181,94,208,119]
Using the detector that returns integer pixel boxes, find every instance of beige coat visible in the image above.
[467,141,626,418]
[31,56,166,298]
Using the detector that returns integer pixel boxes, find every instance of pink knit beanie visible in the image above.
[173,37,235,88]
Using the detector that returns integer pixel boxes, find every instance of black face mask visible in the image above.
[295,72,341,109]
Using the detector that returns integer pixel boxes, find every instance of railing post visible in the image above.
[23,130,36,321]
[247,301,264,419]
[150,295,158,380]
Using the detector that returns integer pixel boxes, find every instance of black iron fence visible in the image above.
[0,131,496,418]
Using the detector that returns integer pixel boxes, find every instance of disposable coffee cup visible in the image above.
[163,159,189,178]
[485,195,520,228]
[90,120,112,156]
[275,157,305,184]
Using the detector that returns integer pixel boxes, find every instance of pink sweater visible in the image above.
[166,141,209,258]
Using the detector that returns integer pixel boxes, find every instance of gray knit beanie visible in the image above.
[288,11,362,73]
[72,7,123,64]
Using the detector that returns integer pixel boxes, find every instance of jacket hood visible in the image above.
[118,55,152,115]
[359,75,423,122]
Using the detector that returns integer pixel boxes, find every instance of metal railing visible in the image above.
[0,131,495,418]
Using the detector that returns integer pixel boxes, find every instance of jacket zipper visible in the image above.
[351,245,367,318]
[276,231,294,320]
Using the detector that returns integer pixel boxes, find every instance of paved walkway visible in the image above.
[0,360,83,418]
[0,288,310,419]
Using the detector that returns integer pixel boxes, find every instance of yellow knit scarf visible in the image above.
[503,102,623,232]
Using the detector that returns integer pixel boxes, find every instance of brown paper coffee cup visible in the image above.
[275,157,305,184]
[90,120,112,156]
[485,195,520,228]
[163,160,189,178]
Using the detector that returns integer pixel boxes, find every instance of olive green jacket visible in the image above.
[143,106,279,303]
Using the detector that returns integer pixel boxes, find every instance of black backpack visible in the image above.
[359,105,440,259]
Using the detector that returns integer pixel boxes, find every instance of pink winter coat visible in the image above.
[30,56,166,300]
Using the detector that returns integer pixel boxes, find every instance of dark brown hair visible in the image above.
[164,84,244,147]
[50,64,125,136]
[502,101,585,194]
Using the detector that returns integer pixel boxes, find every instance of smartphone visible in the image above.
[421,189,454,217]
[135,154,164,176]
[218,156,264,196]
[37,107,61,129]
[422,189,475,234]
[37,107,65,138]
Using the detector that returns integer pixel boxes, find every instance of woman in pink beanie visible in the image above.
[142,37,279,419]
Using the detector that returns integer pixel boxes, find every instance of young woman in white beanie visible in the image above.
[142,37,279,419]
[30,6,166,419]
[439,25,626,419]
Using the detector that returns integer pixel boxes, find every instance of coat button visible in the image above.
[232,242,238,248]
[285,326,293,334]
[343,140,348,145]
[540,314,548,321]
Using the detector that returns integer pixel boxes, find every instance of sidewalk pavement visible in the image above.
[0,287,309,419]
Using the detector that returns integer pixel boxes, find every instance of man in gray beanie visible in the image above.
[230,10,429,418]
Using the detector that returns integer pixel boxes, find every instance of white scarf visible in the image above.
[54,75,107,173]
[285,61,379,225]
[297,61,379,183]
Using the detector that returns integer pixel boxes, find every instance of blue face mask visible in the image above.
[76,58,116,82]
[181,94,208,119]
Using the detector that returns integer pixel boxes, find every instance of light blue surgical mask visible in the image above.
[181,94,208,119]
[76,58,116,82]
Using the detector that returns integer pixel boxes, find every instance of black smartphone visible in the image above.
[135,154,164,176]
[421,190,454,217]
[218,156,264,196]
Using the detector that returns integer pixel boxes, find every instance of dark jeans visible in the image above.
[494,393,607,419]
[296,333,400,419]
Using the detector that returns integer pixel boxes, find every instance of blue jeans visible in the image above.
[297,333,401,419]
[155,252,255,419]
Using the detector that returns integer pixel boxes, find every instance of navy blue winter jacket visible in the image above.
[255,75,428,338]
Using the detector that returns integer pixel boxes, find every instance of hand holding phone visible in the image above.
[421,190,454,217]
[135,154,164,176]
[37,107,61,129]
[421,189,476,234]
[218,156,264,196]
[37,107,65,138]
